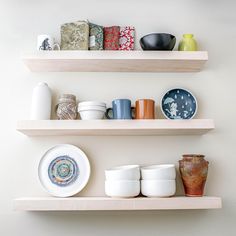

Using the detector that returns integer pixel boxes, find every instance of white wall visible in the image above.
[0,0,235,235]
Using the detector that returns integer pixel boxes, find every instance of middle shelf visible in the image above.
[17,119,215,136]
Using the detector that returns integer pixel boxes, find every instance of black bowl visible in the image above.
[140,33,176,51]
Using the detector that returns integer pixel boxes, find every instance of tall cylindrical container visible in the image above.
[30,82,52,120]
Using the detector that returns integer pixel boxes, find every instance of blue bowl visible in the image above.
[161,88,198,119]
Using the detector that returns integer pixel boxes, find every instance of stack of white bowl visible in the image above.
[77,101,106,120]
[141,164,176,197]
[105,165,140,198]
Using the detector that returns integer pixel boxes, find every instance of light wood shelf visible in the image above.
[17,119,214,136]
[22,51,208,72]
[13,196,222,211]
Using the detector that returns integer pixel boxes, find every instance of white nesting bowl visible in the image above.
[78,101,106,108]
[105,180,140,198]
[78,110,105,120]
[141,164,176,180]
[141,180,176,197]
[77,106,106,112]
[78,108,106,120]
[105,165,140,181]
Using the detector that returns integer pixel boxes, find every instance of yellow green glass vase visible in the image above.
[178,34,198,51]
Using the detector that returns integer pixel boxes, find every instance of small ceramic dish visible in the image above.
[161,88,198,119]
[105,165,140,181]
[141,164,176,180]
[38,144,90,197]
[141,179,176,197]
[105,180,140,198]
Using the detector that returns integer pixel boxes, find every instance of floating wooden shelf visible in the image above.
[13,196,222,211]
[17,119,214,136]
[22,51,208,72]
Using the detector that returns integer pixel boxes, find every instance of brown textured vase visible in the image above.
[179,155,209,197]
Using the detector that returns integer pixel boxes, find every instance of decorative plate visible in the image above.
[161,88,198,119]
[38,144,90,197]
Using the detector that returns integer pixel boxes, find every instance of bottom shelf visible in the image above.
[13,196,222,211]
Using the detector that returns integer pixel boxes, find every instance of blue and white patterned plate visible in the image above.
[38,144,90,197]
[161,88,198,119]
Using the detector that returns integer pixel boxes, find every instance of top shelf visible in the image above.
[22,51,208,73]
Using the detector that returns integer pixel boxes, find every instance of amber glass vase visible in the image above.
[179,155,209,197]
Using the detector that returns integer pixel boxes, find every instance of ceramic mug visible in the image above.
[37,35,60,51]
[135,99,155,119]
[106,99,135,119]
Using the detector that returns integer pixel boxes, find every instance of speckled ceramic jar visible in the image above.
[179,155,208,197]
[56,94,77,120]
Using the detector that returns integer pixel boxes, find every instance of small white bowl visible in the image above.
[141,164,176,180]
[77,106,106,112]
[105,165,140,181]
[79,110,105,120]
[78,101,106,107]
[105,180,140,198]
[141,180,176,197]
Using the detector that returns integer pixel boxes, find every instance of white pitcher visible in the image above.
[30,82,52,120]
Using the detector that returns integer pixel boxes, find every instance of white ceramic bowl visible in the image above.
[141,180,176,197]
[105,180,140,198]
[77,106,106,112]
[105,165,140,181]
[78,110,105,120]
[141,164,176,180]
[78,101,106,107]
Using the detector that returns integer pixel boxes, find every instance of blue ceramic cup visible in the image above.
[106,99,135,119]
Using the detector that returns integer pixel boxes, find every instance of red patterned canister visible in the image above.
[104,26,120,50]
